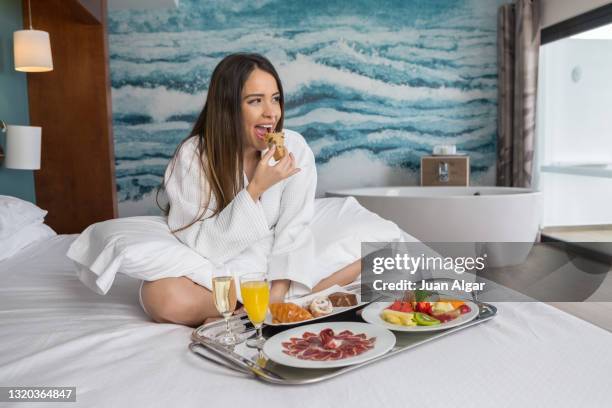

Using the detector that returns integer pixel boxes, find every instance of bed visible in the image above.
[1,234,612,407]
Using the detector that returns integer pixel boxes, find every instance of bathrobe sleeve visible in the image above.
[165,138,271,266]
[267,130,318,291]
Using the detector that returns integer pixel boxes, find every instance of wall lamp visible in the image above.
[0,120,42,170]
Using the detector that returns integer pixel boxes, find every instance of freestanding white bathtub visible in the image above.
[326,186,542,266]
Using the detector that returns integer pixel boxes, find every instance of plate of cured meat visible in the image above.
[263,322,396,369]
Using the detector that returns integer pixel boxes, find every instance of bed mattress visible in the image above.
[1,235,611,407]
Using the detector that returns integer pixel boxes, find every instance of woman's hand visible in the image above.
[269,279,291,304]
[247,146,300,201]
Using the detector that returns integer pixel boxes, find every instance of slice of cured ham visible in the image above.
[281,329,376,361]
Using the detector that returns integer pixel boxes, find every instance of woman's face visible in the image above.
[241,68,282,152]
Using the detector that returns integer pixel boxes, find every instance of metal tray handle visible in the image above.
[189,337,285,381]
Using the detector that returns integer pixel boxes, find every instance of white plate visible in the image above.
[263,322,396,369]
[361,301,479,332]
[264,285,366,327]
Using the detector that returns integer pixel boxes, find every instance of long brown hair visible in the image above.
[158,53,285,232]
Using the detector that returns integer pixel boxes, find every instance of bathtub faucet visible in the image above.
[438,161,449,182]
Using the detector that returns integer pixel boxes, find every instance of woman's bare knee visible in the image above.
[142,277,217,326]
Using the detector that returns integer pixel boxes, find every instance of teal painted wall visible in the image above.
[0,0,35,203]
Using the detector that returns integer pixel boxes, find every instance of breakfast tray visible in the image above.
[189,300,497,385]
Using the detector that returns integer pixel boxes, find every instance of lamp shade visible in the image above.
[13,29,53,72]
[5,125,41,170]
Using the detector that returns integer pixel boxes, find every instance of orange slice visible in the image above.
[440,299,465,309]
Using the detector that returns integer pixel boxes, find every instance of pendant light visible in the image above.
[13,0,53,73]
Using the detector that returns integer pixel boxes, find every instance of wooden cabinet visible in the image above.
[420,155,470,186]
[25,0,116,233]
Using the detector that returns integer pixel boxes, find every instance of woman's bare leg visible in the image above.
[312,259,361,293]
[141,261,361,324]
[141,277,219,327]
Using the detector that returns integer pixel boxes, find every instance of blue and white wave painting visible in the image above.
[109,0,503,216]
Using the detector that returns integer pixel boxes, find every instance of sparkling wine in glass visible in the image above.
[212,275,238,346]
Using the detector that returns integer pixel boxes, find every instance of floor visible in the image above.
[540,226,612,332]
[547,302,612,332]
[542,225,612,242]
[477,241,612,333]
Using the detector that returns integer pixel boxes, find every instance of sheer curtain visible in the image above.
[496,0,540,188]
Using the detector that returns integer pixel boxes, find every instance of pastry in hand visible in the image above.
[265,131,286,161]
[309,297,334,317]
[270,302,313,323]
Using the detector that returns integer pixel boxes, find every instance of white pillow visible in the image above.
[0,195,47,240]
[67,199,412,297]
[0,223,56,261]
[308,196,409,287]
[67,216,213,295]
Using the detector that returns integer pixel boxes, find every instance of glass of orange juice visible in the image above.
[240,272,270,349]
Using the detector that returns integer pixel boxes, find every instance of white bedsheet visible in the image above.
[1,235,611,408]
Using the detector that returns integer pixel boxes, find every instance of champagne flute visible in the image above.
[212,272,238,346]
[239,272,270,349]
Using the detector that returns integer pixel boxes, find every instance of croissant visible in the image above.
[270,302,313,323]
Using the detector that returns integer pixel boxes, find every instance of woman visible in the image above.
[141,53,362,326]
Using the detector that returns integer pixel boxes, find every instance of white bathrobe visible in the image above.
[165,129,320,292]
[165,129,403,295]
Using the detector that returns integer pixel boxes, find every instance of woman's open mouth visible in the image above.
[254,124,274,140]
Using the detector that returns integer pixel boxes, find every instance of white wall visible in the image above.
[540,0,612,28]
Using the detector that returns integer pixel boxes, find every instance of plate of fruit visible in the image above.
[361,295,479,332]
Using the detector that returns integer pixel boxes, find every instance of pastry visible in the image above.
[308,297,334,318]
[270,302,313,323]
[265,131,286,161]
[328,292,357,307]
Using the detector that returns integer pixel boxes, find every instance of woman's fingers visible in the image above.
[274,151,291,171]
[288,152,296,167]
[255,148,299,188]
[279,153,299,178]
[261,144,276,163]
[251,145,302,195]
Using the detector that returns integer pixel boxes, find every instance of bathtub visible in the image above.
[326,186,542,266]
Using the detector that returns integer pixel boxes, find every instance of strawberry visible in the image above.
[416,302,432,315]
[459,304,471,314]
[389,300,402,311]
[400,302,413,313]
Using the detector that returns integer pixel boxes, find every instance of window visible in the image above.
[537,5,612,228]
